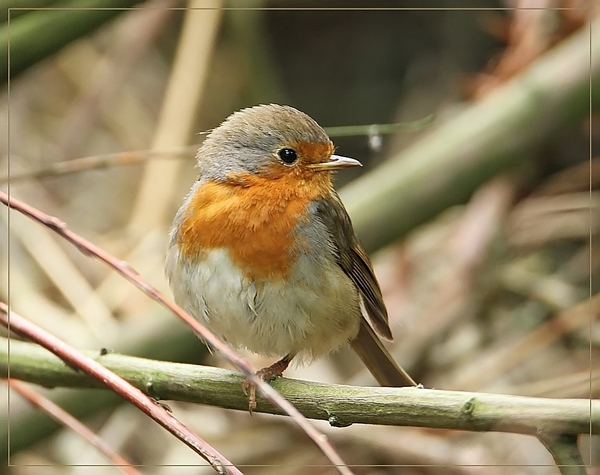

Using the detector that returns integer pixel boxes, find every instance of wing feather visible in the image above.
[314,192,392,340]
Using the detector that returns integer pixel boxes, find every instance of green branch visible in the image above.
[3,338,597,436]
[539,434,587,475]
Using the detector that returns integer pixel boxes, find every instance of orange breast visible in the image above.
[177,171,332,280]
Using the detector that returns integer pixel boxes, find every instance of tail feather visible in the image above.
[350,318,416,387]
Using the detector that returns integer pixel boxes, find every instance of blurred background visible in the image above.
[1,0,598,473]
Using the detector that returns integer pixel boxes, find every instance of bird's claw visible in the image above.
[242,359,290,414]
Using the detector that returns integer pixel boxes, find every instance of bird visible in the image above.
[165,104,416,409]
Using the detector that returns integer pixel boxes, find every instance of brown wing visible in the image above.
[313,191,392,339]
[314,192,415,387]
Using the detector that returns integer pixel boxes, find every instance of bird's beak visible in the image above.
[308,154,362,171]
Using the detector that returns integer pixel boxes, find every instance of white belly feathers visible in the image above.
[165,245,361,359]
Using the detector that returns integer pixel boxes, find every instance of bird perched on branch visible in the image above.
[166,104,415,409]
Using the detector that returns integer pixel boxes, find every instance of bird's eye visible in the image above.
[277,148,298,164]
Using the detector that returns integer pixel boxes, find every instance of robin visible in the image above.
[166,104,416,409]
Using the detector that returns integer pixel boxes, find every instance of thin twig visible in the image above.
[1,191,352,475]
[0,304,241,474]
[0,117,433,184]
[0,147,197,183]
[4,378,142,475]
[325,114,434,137]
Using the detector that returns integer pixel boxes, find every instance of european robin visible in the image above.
[166,104,416,409]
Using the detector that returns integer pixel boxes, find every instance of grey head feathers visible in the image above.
[196,104,332,181]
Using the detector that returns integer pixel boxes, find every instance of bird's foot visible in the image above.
[242,355,292,414]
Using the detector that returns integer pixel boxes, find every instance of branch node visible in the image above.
[145,380,159,399]
[461,397,477,417]
[327,413,352,428]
